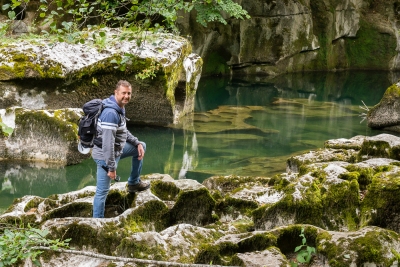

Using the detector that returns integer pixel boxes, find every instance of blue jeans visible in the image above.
[92,141,146,218]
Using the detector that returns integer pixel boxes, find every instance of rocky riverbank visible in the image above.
[2,133,400,266]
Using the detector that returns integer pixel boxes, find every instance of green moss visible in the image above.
[374,165,393,173]
[383,83,400,98]
[169,187,216,226]
[123,200,169,232]
[339,171,359,181]
[0,215,38,229]
[211,190,223,201]
[42,202,93,220]
[194,245,223,265]
[24,197,45,212]
[361,173,400,229]
[42,198,59,210]
[48,221,123,255]
[47,194,59,201]
[215,196,258,217]
[237,233,277,253]
[255,169,362,230]
[0,50,64,79]
[116,235,168,261]
[218,242,239,256]
[276,225,317,254]
[345,19,396,69]
[344,165,374,190]
[49,222,98,248]
[322,179,360,230]
[298,165,311,176]
[253,187,323,229]
[351,231,388,266]
[358,140,393,160]
[15,109,78,142]
[231,219,254,233]
[150,180,180,201]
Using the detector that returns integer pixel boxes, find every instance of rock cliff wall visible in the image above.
[177,0,400,77]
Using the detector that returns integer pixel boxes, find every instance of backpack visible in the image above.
[77,99,104,150]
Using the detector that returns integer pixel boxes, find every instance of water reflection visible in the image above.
[0,71,397,214]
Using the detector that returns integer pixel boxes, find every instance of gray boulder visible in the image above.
[0,28,202,126]
[367,82,400,131]
[0,107,86,165]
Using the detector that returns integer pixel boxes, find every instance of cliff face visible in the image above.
[177,0,400,77]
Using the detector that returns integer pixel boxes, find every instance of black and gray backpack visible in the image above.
[78,99,104,149]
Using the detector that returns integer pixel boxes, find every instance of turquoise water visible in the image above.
[0,71,396,214]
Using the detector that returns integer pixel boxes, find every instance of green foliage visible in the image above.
[0,122,13,136]
[290,228,316,267]
[0,22,10,38]
[1,0,248,79]
[3,0,249,35]
[0,223,70,266]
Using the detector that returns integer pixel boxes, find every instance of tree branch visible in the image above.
[33,246,240,267]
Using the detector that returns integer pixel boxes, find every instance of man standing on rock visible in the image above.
[92,80,150,218]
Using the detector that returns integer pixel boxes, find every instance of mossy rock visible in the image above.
[169,187,216,226]
[122,199,169,232]
[367,83,400,129]
[47,220,123,255]
[358,134,400,161]
[361,168,400,233]
[42,202,93,220]
[1,107,87,165]
[215,196,259,219]
[150,180,181,201]
[317,226,400,267]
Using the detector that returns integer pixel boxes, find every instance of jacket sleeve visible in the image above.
[102,128,117,172]
[100,110,120,172]
[126,130,140,146]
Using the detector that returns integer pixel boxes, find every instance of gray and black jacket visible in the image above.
[91,95,140,172]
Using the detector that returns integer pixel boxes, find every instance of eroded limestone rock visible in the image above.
[0,107,86,165]
[367,82,400,131]
[0,28,202,126]
[178,0,399,76]
[3,134,400,266]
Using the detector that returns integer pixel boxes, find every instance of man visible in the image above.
[92,80,150,218]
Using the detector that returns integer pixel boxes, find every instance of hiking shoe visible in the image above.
[127,181,150,193]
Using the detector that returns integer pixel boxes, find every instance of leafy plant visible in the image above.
[3,0,249,36]
[0,122,13,136]
[290,227,316,267]
[0,223,70,266]
[1,0,250,80]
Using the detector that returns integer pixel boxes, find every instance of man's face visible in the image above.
[114,85,132,107]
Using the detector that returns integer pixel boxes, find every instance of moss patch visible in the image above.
[169,187,216,226]
[345,19,396,69]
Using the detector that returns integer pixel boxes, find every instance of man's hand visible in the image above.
[108,170,117,180]
[137,143,145,160]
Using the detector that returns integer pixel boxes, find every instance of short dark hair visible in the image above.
[116,80,132,90]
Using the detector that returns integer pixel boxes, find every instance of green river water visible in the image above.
[0,70,398,214]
